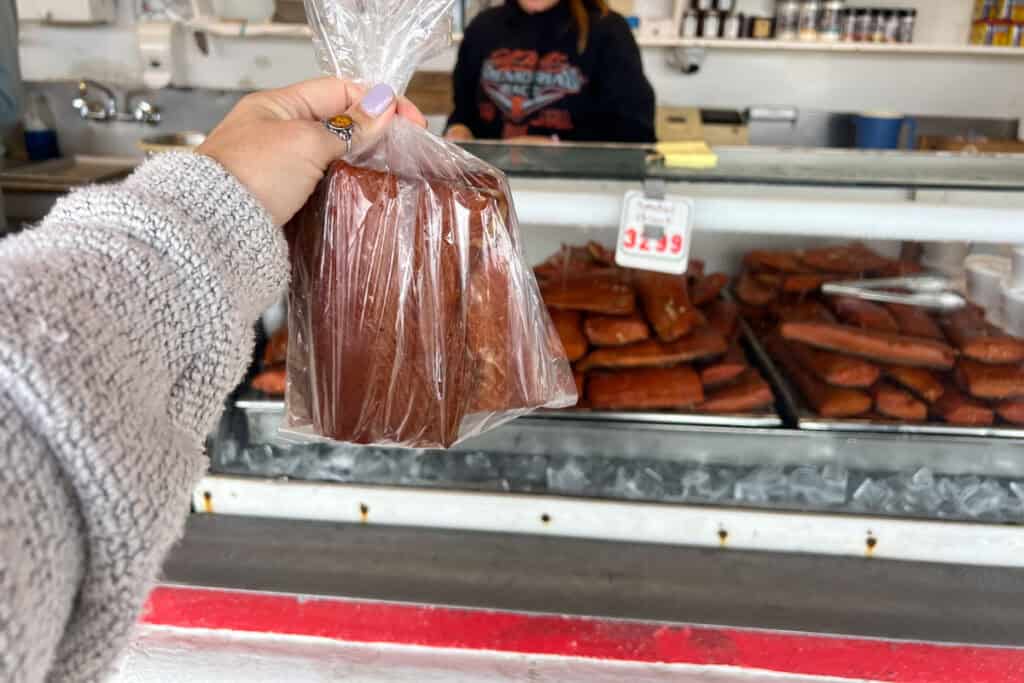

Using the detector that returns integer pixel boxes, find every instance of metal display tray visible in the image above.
[559,322,782,427]
[235,400,782,430]
[238,324,783,430]
[743,320,1024,440]
[529,408,779,428]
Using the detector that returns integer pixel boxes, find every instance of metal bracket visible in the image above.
[667,46,705,75]
[641,179,668,240]
[643,178,666,201]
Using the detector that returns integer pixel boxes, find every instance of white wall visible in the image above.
[646,49,1024,119]
[15,0,1024,120]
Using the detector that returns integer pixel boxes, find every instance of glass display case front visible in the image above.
[204,145,1024,563]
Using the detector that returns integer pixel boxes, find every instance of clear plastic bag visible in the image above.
[285,0,577,448]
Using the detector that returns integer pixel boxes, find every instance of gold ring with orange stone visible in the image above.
[324,114,355,155]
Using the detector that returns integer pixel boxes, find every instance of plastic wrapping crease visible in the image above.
[284,0,576,448]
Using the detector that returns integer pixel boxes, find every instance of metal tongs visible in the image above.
[822,275,967,312]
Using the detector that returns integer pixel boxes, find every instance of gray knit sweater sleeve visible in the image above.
[0,152,289,683]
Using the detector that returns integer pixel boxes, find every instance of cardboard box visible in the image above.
[656,106,703,142]
[702,123,750,146]
[406,71,455,117]
[918,136,1024,154]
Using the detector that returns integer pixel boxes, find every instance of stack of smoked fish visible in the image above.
[738,243,1024,427]
[252,328,289,396]
[535,242,774,414]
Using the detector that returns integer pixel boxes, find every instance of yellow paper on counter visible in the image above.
[657,141,719,169]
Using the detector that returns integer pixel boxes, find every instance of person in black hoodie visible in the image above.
[445,0,656,144]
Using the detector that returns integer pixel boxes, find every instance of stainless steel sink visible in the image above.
[1,155,138,225]
[138,131,207,156]
[0,155,136,192]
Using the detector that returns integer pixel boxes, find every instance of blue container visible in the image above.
[25,129,61,161]
[854,113,918,150]
[23,93,62,161]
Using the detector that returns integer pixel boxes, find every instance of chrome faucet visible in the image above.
[72,80,118,121]
[126,93,162,124]
[71,80,161,125]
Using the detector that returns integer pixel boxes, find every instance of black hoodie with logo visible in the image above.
[448,1,657,143]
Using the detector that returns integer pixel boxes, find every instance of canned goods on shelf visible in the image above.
[970,20,994,45]
[852,8,871,42]
[1003,21,1019,45]
[681,9,700,38]
[870,9,886,43]
[991,20,1015,45]
[971,19,1022,45]
[701,9,722,38]
[897,9,917,43]
[818,0,844,41]
[775,0,800,40]
[993,0,1017,20]
[984,0,1024,22]
[798,0,820,41]
[883,9,900,43]
[839,7,856,41]
[748,15,775,39]
[722,12,743,40]
[974,0,996,21]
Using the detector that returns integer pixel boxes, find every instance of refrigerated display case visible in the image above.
[164,145,1024,682]
[204,145,1024,549]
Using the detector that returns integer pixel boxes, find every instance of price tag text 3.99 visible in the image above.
[615,191,694,275]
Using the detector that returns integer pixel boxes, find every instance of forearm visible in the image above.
[0,152,288,682]
[0,393,85,683]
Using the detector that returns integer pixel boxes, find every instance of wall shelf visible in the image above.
[184,21,1022,59]
[185,19,312,38]
[642,37,1024,56]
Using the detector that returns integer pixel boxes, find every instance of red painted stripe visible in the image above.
[144,585,1024,683]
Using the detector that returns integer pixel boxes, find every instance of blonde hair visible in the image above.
[568,0,610,53]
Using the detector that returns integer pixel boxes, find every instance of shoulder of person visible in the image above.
[464,5,513,39]
[590,9,636,42]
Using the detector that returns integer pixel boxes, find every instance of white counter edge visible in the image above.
[194,475,1024,569]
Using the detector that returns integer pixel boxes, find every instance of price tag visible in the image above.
[614,190,694,274]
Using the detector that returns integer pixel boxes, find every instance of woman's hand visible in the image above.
[444,123,475,142]
[199,77,426,226]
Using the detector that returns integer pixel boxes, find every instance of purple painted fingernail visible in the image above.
[360,84,395,117]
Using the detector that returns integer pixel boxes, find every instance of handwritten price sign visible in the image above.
[614,191,694,274]
[621,228,685,255]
